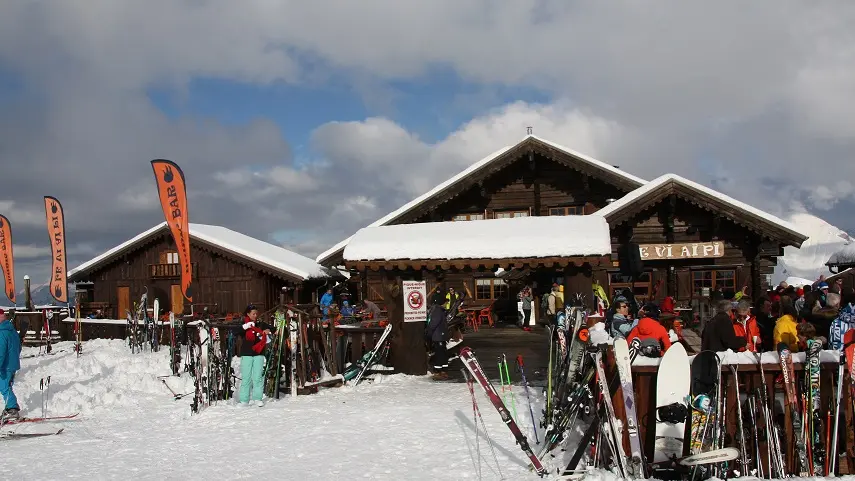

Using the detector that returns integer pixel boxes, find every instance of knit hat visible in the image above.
[642,302,661,320]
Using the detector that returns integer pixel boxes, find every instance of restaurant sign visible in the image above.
[639,241,725,260]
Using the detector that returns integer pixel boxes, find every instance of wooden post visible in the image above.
[383,272,426,375]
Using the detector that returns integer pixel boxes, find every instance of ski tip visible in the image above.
[776,342,789,353]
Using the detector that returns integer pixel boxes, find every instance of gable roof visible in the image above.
[317,134,645,265]
[596,173,809,246]
[69,223,334,282]
[344,215,612,262]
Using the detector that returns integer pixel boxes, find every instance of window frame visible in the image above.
[608,271,653,300]
[548,205,582,216]
[494,209,531,219]
[452,213,485,221]
[691,269,736,297]
[475,278,509,301]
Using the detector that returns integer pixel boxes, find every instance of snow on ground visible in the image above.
[1,340,572,480]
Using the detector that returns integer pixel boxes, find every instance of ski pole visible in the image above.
[500,354,517,421]
[830,350,845,475]
[40,378,45,418]
[516,355,539,444]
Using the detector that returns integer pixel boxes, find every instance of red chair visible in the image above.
[478,305,493,327]
[466,310,479,332]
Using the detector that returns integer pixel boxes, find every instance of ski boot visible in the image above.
[1,408,21,422]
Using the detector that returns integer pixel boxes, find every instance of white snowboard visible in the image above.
[653,342,690,463]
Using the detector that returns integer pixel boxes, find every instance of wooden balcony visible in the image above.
[148,263,198,279]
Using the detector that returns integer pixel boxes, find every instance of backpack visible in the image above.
[541,293,553,312]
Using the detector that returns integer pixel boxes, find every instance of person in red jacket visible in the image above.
[732,299,762,352]
[627,303,672,357]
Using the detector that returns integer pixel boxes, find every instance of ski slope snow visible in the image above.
[1,340,560,480]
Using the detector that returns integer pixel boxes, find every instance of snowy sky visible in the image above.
[2,2,855,302]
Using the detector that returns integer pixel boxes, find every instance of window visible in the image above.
[692,270,736,297]
[549,206,582,216]
[161,251,179,264]
[452,213,484,221]
[609,272,652,299]
[495,210,530,219]
[476,278,508,300]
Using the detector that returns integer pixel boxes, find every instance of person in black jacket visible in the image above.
[753,296,775,352]
[237,305,274,407]
[426,293,449,372]
[702,299,748,352]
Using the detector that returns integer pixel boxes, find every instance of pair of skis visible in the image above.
[1,413,78,439]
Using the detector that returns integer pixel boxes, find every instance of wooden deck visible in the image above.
[447,324,550,385]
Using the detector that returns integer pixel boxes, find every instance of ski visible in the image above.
[591,344,628,478]
[678,447,740,466]
[1,428,64,439]
[459,347,547,477]
[1,413,79,426]
[614,337,645,477]
[346,323,392,385]
[805,338,824,475]
[778,342,810,476]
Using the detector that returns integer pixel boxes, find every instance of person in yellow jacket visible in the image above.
[773,299,800,352]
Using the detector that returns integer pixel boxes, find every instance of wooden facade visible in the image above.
[322,136,808,375]
[69,229,326,318]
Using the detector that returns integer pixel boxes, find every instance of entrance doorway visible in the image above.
[117,286,130,319]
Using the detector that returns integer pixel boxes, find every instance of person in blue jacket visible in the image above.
[0,308,21,420]
[320,288,334,319]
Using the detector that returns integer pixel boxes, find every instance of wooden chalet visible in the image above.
[317,135,810,375]
[68,222,340,318]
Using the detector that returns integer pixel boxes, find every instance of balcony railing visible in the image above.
[149,263,197,279]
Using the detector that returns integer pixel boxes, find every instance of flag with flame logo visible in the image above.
[151,159,193,302]
[0,214,15,304]
[44,196,68,303]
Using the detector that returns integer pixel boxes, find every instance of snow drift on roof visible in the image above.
[773,212,854,284]
[69,223,331,281]
[596,173,808,242]
[828,242,855,266]
[343,215,612,262]
[317,135,644,265]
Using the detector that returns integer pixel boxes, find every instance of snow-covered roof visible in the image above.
[827,242,855,266]
[596,173,809,244]
[317,135,644,265]
[783,276,815,288]
[69,223,333,281]
[343,215,612,262]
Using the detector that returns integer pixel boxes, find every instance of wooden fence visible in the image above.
[620,356,850,475]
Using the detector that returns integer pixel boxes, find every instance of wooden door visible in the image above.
[117,287,130,319]
[171,285,184,315]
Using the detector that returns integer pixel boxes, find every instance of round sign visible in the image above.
[407,290,424,310]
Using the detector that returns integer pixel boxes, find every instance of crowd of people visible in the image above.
[603,276,855,358]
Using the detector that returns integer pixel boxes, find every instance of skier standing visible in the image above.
[626,303,671,356]
[0,308,21,420]
[238,305,274,407]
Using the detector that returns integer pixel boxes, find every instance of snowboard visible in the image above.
[653,342,690,463]
[689,350,720,454]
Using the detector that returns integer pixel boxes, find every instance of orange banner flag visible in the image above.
[44,196,68,303]
[0,215,15,304]
[151,159,193,302]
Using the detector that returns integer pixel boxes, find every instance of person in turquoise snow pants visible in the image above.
[238,305,274,407]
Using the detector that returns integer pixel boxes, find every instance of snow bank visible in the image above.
[632,348,841,367]
[344,215,612,262]
[3,339,554,480]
